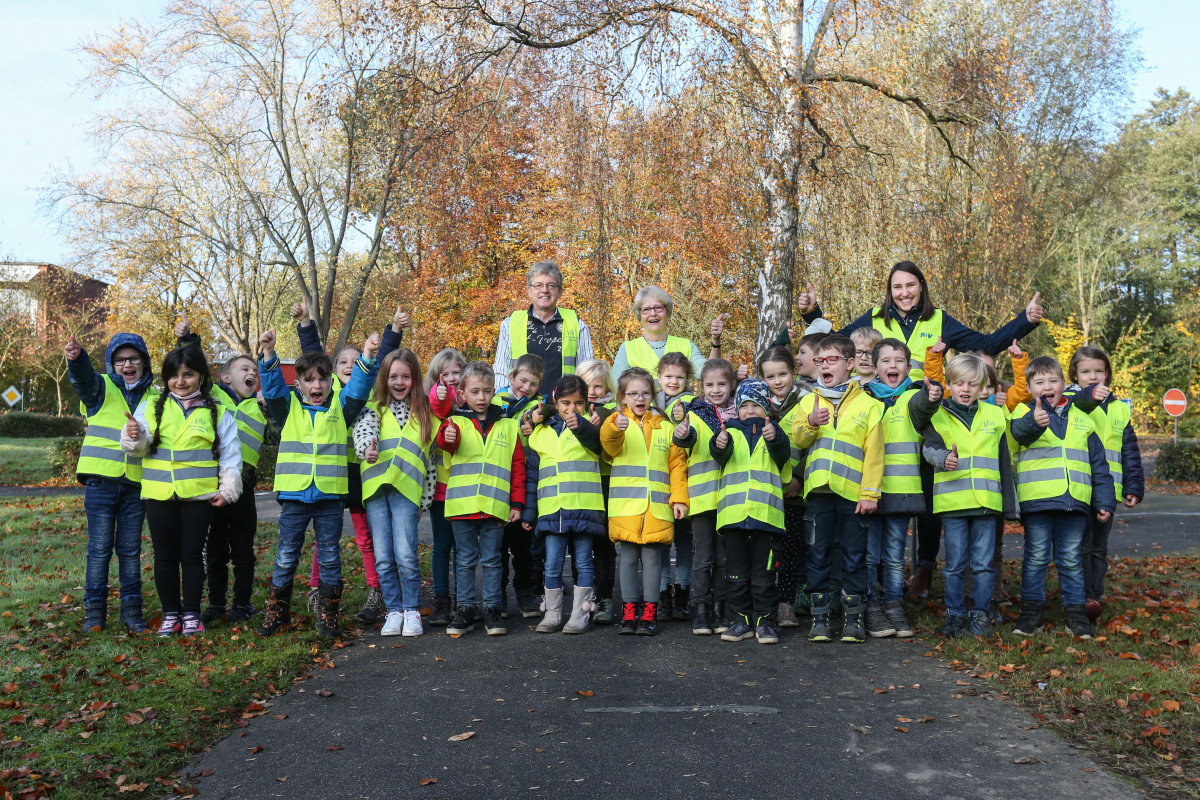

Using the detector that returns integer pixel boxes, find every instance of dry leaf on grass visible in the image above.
[448,731,476,742]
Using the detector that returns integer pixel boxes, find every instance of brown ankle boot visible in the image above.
[257,582,293,637]
[315,581,343,638]
[907,564,933,602]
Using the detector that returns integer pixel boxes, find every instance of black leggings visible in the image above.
[146,499,213,615]
[777,504,807,604]
[207,469,257,607]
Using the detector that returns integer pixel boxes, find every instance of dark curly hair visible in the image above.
[151,344,220,460]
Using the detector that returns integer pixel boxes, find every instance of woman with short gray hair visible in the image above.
[611,285,720,382]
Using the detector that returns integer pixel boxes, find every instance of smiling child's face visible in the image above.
[168,365,202,397]
[816,347,853,388]
[760,358,794,401]
[335,347,360,385]
[222,357,258,400]
[555,391,587,418]
[509,369,540,400]
[388,360,415,402]
[702,371,731,407]
[950,378,982,406]
[440,362,462,388]
[1075,357,1108,388]
[738,401,765,420]
[111,346,146,384]
[586,375,609,404]
[796,345,818,379]
[876,346,908,389]
[853,341,876,379]
[621,378,653,417]
[659,365,688,397]
[1028,370,1065,407]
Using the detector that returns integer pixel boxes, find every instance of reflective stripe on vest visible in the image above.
[685,412,720,514]
[77,376,159,482]
[273,393,350,494]
[797,389,882,502]
[141,400,220,501]
[529,425,604,515]
[623,336,693,376]
[930,402,1006,514]
[609,418,674,521]
[716,428,785,531]
[880,389,923,496]
[1087,399,1129,499]
[1012,403,1095,506]
[870,308,944,381]
[359,402,433,505]
[509,307,581,373]
[443,416,519,519]
[216,390,267,469]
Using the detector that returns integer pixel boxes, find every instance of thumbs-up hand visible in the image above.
[764,420,776,441]
[589,409,601,427]
[710,313,729,339]
[1026,291,1043,323]
[123,411,140,440]
[944,444,959,471]
[362,332,380,360]
[924,377,943,402]
[564,410,579,430]
[435,380,447,402]
[737,361,749,381]
[520,416,534,438]
[1093,383,1111,402]
[674,413,691,441]
[808,404,830,427]
[797,281,817,314]
[365,436,379,464]
[672,402,685,422]
[1007,339,1023,359]
[530,406,544,425]
[259,328,276,358]
[64,334,82,361]
[786,321,796,343]
[615,408,630,431]
[1033,397,1051,427]
[714,427,729,449]
[928,336,946,356]
[174,310,190,339]
[392,305,410,332]
[444,422,458,445]
[289,298,311,325]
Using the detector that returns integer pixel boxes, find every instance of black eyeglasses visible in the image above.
[113,357,143,367]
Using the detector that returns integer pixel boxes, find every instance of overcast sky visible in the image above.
[1,0,1196,264]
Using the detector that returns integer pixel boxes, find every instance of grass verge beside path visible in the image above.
[0,440,59,486]
[914,557,1200,799]
[0,495,376,800]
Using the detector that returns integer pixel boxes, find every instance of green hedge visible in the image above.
[1154,441,1200,483]
[0,413,86,438]
[50,436,84,480]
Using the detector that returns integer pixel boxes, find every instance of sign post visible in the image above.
[1163,388,1188,443]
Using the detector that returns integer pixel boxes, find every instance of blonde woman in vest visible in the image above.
[611,286,727,387]
[1065,346,1144,622]
[355,349,439,638]
[66,330,159,634]
[1009,356,1116,640]
[601,367,689,636]
[910,353,1016,639]
[121,345,242,638]
[257,330,379,639]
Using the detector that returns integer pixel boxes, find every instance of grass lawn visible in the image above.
[0,439,60,486]
[913,556,1200,798]
[0,495,388,800]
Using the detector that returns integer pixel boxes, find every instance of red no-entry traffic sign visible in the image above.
[1163,388,1188,417]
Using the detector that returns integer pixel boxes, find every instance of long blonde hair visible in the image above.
[374,349,434,444]
[424,348,466,393]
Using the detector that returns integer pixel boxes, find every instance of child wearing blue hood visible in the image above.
[710,378,791,644]
[66,331,160,633]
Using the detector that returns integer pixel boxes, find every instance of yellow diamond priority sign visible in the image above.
[2,385,21,408]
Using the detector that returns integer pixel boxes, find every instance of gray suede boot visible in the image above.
[536,587,564,633]
[563,586,594,634]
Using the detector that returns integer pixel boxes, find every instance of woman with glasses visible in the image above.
[612,286,721,385]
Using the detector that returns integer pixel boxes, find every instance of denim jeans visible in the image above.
[452,517,505,608]
[365,488,422,611]
[273,500,344,587]
[804,493,869,596]
[660,518,694,590]
[83,477,145,602]
[941,515,997,616]
[867,514,910,603]
[1020,511,1087,607]
[544,533,594,591]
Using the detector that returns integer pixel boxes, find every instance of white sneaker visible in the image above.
[402,609,423,637]
[381,611,404,636]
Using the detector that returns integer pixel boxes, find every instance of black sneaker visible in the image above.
[721,620,754,642]
[1012,605,1045,636]
[882,599,913,637]
[428,594,452,627]
[937,614,968,638]
[965,610,994,637]
[865,601,895,638]
[200,605,226,626]
[1063,605,1093,639]
[483,606,507,636]
[518,594,542,619]
[636,603,659,636]
[447,606,475,635]
[692,603,714,635]
[593,598,613,625]
[227,604,255,624]
[756,623,779,645]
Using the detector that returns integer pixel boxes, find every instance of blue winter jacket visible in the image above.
[522,415,607,538]
[1009,396,1117,515]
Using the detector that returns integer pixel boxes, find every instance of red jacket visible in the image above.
[436,404,526,521]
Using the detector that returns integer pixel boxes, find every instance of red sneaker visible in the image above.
[1084,598,1102,622]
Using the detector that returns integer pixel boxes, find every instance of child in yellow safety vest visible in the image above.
[1065,346,1144,622]
[65,330,159,634]
[121,344,242,638]
[576,358,619,624]
[354,348,439,638]
[436,361,527,637]
[522,375,606,634]
[601,367,688,636]
[791,334,884,645]
[1008,356,1116,640]
[709,378,791,645]
[672,358,737,635]
[656,352,697,621]
[257,328,379,639]
[910,353,1016,639]
[424,348,467,625]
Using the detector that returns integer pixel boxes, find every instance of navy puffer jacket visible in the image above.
[522,414,607,538]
